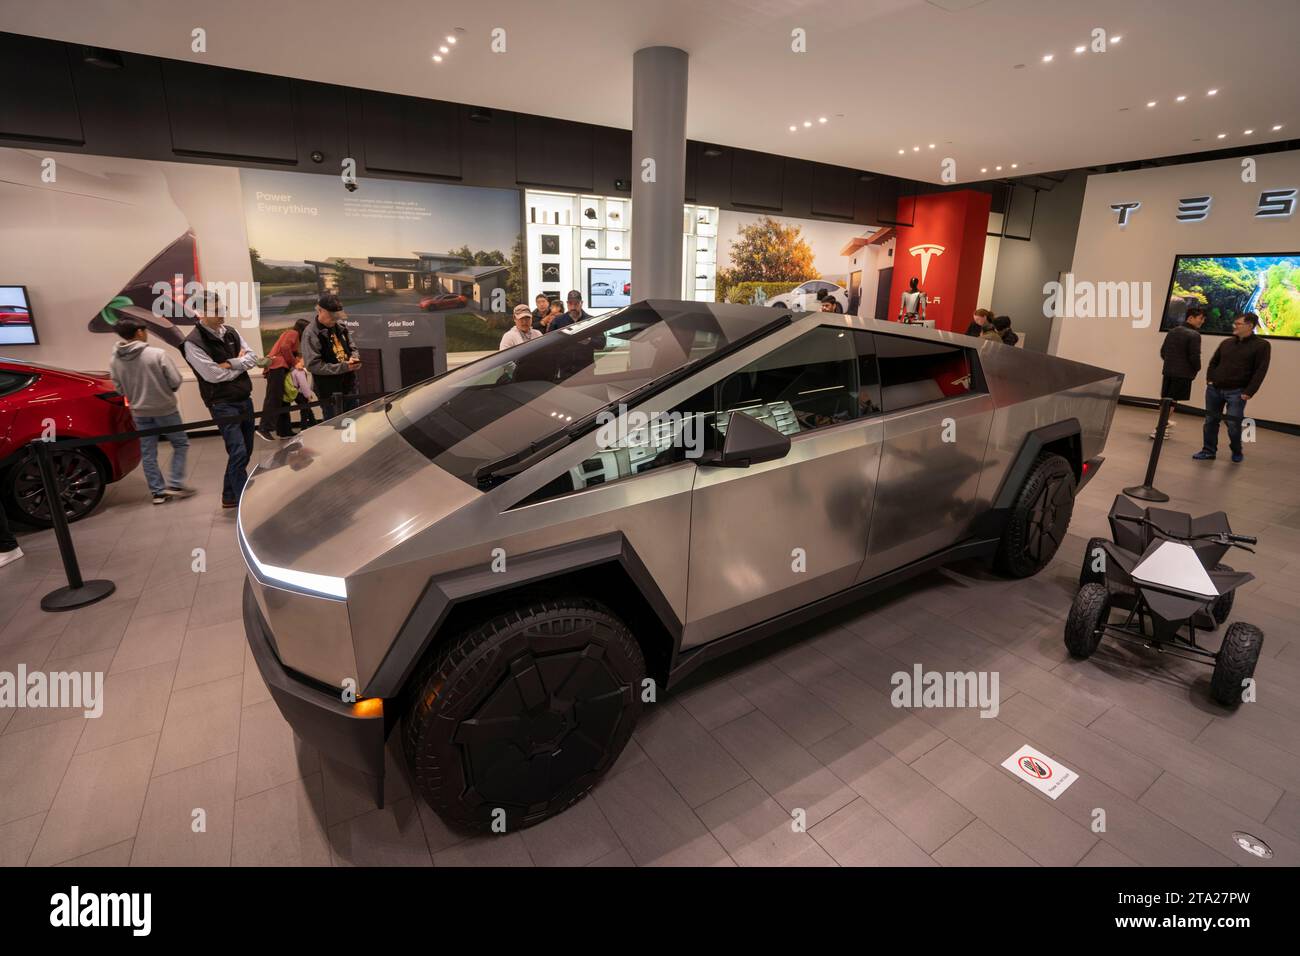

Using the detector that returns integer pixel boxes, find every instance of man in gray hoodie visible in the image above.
[109,317,195,504]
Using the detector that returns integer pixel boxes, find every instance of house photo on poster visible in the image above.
[241,169,524,354]
[0,147,253,370]
[715,211,884,316]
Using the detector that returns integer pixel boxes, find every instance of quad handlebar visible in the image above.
[1130,516,1258,553]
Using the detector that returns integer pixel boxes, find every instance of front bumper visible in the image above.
[242,579,388,800]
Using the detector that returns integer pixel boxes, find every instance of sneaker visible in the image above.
[255,430,275,442]
[0,547,24,569]
[152,493,169,505]
[164,486,197,500]
[1231,451,1244,463]
[1192,450,1216,461]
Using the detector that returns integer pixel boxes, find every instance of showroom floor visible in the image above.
[1,404,1298,867]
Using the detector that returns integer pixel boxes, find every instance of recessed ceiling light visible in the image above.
[1244,129,1254,135]
[1273,124,1284,130]
[446,36,457,44]
[980,167,988,173]
[432,55,442,62]
[1207,88,1218,96]
[898,148,905,154]
[928,143,936,149]
[912,145,920,151]
[1110,35,1121,43]
[439,46,448,53]
[803,121,812,127]
[789,125,797,132]
[1042,53,1054,62]
[1147,101,1157,107]
[1176,94,1186,102]
[996,165,1003,171]
[1217,132,1227,139]
[1011,163,1018,168]
[1074,45,1086,53]
[818,116,828,123]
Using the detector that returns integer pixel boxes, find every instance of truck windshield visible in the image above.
[386,302,784,488]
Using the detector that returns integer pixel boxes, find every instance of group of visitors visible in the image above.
[499,290,592,350]
[965,308,1019,346]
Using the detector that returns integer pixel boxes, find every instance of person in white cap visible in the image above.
[499,303,544,350]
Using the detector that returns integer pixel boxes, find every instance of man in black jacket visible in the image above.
[182,293,259,508]
[1194,312,1271,463]
[301,293,361,419]
[1151,304,1204,438]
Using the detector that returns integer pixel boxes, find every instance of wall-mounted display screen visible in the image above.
[0,285,38,345]
[589,267,631,309]
[1161,253,1300,338]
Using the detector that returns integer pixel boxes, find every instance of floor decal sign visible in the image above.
[1001,744,1078,799]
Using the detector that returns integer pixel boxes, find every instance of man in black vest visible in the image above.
[300,293,360,419]
[183,293,259,508]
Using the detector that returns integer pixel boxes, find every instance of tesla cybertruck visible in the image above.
[238,300,1122,830]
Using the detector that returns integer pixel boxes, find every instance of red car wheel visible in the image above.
[2,448,106,528]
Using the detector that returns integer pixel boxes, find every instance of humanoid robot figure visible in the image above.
[899,276,927,324]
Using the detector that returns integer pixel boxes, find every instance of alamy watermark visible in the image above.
[594,404,708,459]
[151,276,260,327]
[890,664,1000,718]
[1044,273,1153,328]
[0,666,104,718]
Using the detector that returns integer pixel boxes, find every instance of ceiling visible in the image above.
[2,0,1297,183]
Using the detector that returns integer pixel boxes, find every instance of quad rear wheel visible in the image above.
[401,597,645,832]
[1210,622,1263,708]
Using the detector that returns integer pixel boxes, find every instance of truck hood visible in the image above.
[237,399,480,583]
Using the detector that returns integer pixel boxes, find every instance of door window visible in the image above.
[873,334,977,412]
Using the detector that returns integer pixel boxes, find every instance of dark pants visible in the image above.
[1202,384,1247,454]
[315,376,356,420]
[0,505,16,552]
[211,399,255,504]
[293,389,318,428]
[260,367,294,437]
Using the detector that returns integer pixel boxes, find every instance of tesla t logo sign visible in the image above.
[908,243,945,284]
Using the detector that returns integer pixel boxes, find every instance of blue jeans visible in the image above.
[132,412,189,496]
[1202,384,1247,454]
[211,399,254,504]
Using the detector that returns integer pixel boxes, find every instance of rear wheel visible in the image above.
[1,447,106,528]
[1209,563,1235,625]
[1210,622,1263,708]
[1064,582,1111,659]
[1078,537,1109,588]
[402,597,645,832]
[996,452,1076,578]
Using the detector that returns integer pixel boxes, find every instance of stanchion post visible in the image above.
[34,441,116,612]
[1124,397,1173,502]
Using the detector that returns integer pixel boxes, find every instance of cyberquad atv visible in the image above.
[1066,494,1262,707]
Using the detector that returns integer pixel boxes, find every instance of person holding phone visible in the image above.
[301,293,361,419]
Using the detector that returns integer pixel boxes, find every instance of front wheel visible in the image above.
[1209,564,1235,625]
[401,597,645,832]
[1064,582,1111,659]
[996,452,1076,578]
[1210,622,1263,707]
[1078,537,1109,588]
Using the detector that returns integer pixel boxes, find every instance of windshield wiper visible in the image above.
[472,432,574,488]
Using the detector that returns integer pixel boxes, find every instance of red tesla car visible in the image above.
[0,359,141,527]
[0,304,32,326]
[419,292,469,311]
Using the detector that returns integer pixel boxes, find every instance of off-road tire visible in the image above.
[402,597,645,832]
[1210,622,1263,708]
[1064,582,1111,659]
[996,452,1076,578]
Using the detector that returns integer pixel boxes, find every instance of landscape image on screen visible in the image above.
[1161,253,1300,338]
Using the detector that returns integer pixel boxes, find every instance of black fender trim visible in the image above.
[366,532,682,699]
[968,418,1082,540]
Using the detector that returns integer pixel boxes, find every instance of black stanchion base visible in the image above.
[1123,484,1171,503]
[40,579,115,612]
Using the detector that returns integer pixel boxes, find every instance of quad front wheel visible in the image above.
[1077,536,1109,588]
[1209,563,1235,626]
[401,597,645,832]
[1210,622,1263,707]
[1064,582,1111,659]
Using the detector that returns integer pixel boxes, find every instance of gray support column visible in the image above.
[631,46,688,300]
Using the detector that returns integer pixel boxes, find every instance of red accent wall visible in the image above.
[887,190,992,333]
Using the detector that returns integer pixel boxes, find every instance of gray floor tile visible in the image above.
[673,678,755,730]
[1265,790,1300,839]
[0,813,44,867]
[1140,772,1300,866]
[173,618,245,691]
[131,753,237,866]
[55,840,135,867]
[235,698,320,799]
[592,759,732,866]
[0,719,85,826]
[329,798,432,867]
[728,660,849,747]
[434,832,533,867]
[74,660,175,755]
[518,792,623,867]
[1077,840,1139,866]
[696,780,836,866]
[152,675,243,776]
[109,607,191,675]
[634,699,749,807]
[933,819,1037,867]
[809,798,935,866]
[28,733,158,866]
[232,774,331,867]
